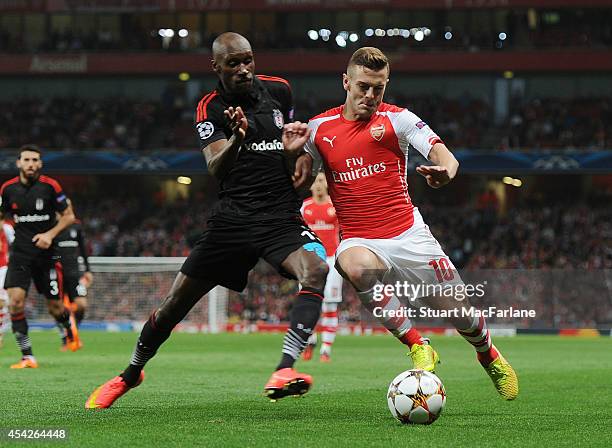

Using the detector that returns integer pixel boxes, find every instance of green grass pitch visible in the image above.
[1,332,611,447]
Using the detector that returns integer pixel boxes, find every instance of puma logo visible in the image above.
[323,136,337,148]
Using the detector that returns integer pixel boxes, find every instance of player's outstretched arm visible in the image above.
[416,143,459,189]
[203,106,247,179]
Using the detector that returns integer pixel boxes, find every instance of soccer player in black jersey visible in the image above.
[55,217,92,349]
[0,145,76,368]
[86,32,327,409]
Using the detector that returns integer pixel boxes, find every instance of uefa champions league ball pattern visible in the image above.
[387,369,446,424]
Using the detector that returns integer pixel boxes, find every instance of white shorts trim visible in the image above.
[324,256,343,303]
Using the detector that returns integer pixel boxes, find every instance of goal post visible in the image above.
[86,257,228,333]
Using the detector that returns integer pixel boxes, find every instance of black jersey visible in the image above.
[195,75,300,217]
[56,221,89,275]
[0,175,69,257]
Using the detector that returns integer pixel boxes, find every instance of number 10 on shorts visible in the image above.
[429,258,454,282]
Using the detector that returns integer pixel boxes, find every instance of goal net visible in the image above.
[26,257,228,333]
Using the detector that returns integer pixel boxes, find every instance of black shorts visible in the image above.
[64,272,88,301]
[180,214,325,292]
[4,251,64,301]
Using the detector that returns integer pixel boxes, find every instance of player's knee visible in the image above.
[8,296,25,314]
[76,298,88,311]
[339,263,375,291]
[47,300,63,316]
[301,259,328,290]
[8,301,24,314]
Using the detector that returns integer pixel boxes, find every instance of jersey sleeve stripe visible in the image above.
[257,75,291,89]
[196,92,218,122]
[39,175,63,193]
[428,137,443,146]
[0,176,19,195]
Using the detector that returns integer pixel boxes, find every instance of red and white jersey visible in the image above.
[301,197,339,256]
[0,222,15,267]
[304,103,442,240]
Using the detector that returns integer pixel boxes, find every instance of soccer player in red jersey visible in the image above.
[301,173,343,362]
[0,216,15,349]
[297,47,518,400]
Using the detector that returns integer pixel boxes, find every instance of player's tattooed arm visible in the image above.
[203,106,247,180]
[416,143,459,189]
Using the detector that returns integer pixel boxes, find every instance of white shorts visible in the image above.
[336,208,463,300]
[0,265,7,301]
[324,256,343,303]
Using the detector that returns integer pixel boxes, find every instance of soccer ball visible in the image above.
[387,369,446,424]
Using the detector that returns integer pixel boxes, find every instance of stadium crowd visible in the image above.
[1,96,610,151]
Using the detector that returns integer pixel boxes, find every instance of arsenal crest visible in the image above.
[273,109,284,129]
[370,123,385,141]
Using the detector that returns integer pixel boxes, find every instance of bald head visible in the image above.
[211,32,255,93]
[212,32,252,62]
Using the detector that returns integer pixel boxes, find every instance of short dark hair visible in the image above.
[18,144,42,159]
[348,47,390,74]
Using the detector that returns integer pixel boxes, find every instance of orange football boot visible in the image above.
[264,368,313,401]
[10,356,39,369]
[85,371,144,409]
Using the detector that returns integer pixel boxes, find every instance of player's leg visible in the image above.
[5,255,38,368]
[85,272,216,409]
[319,257,343,361]
[424,293,518,400]
[278,246,328,368]
[319,302,337,362]
[254,218,329,399]
[336,246,439,372]
[120,272,216,385]
[73,297,87,327]
[7,287,38,368]
[57,274,77,350]
[85,223,257,409]
[0,296,7,349]
[0,266,8,348]
[391,210,517,399]
[262,245,328,400]
[70,273,89,326]
[302,332,316,361]
[36,261,79,352]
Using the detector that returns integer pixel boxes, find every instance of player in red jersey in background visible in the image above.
[295,47,518,400]
[301,173,342,362]
[0,216,15,349]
